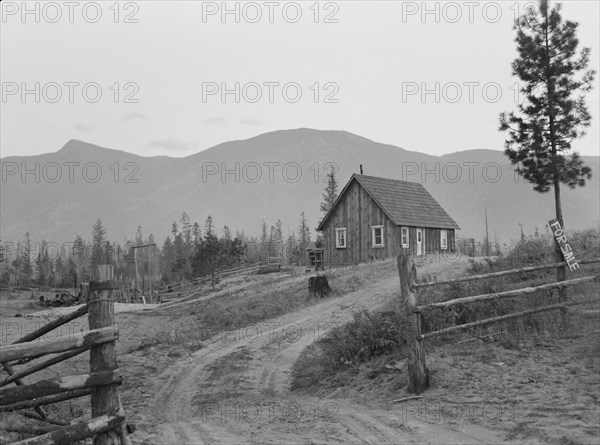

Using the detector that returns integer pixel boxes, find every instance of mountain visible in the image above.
[1,129,598,248]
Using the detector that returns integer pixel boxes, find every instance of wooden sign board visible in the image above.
[548,219,580,271]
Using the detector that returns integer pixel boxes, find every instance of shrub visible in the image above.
[569,229,600,259]
[291,309,409,390]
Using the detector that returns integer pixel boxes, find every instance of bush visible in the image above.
[291,309,409,390]
[501,237,554,268]
[569,229,600,259]
[417,230,600,345]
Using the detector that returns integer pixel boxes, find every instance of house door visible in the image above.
[416,228,423,255]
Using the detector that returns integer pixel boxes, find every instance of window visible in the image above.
[401,227,409,248]
[441,230,448,250]
[372,225,384,247]
[335,228,347,248]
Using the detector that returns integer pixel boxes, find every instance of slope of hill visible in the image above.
[1,129,598,247]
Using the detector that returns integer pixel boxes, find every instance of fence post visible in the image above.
[89,264,122,445]
[398,255,428,393]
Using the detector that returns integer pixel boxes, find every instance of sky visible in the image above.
[1,0,599,158]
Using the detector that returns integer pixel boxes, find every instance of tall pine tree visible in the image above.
[320,165,339,217]
[92,218,107,265]
[20,232,33,285]
[499,0,595,291]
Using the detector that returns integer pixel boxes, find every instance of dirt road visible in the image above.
[137,258,513,444]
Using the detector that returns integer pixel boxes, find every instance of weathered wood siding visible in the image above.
[320,180,456,265]
[398,228,455,256]
[321,180,401,265]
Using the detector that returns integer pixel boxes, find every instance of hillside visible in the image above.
[1,129,598,246]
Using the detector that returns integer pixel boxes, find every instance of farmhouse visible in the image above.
[317,174,460,264]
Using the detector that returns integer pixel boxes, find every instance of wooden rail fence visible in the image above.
[398,255,600,394]
[0,264,133,445]
[157,260,283,295]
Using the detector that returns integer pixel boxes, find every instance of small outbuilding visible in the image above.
[316,174,460,265]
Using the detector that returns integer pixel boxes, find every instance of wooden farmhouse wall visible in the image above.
[320,180,404,265]
[423,228,456,254]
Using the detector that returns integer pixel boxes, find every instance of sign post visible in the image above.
[548,218,579,306]
[548,219,580,272]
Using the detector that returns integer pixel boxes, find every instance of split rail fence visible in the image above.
[0,265,132,445]
[398,255,600,394]
[157,260,283,295]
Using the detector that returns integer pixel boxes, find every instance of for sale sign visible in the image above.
[548,219,580,271]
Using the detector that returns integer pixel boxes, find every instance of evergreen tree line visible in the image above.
[0,166,340,287]
[0,211,317,287]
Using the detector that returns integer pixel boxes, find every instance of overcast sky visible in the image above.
[1,1,599,158]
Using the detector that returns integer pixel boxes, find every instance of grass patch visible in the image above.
[419,230,600,347]
[291,229,600,394]
[291,308,409,391]
[130,259,393,355]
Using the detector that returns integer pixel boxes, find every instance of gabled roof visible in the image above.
[317,174,460,231]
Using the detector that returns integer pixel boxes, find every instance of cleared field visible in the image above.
[1,255,598,444]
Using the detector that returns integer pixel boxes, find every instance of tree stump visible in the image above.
[308,276,332,298]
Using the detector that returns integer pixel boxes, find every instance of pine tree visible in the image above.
[172,233,190,280]
[285,233,301,265]
[201,221,221,283]
[260,220,268,245]
[20,232,33,285]
[298,212,311,248]
[205,215,214,237]
[223,225,232,242]
[73,235,86,284]
[135,225,144,246]
[54,256,63,287]
[35,240,52,286]
[92,218,106,264]
[499,0,595,291]
[171,221,179,238]
[181,212,192,245]
[320,165,339,216]
[192,222,202,246]
[161,236,175,282]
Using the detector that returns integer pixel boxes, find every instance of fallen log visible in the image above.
[1,389,92,412]
[12,305,89,345]
[392,395,423,404]
[0,371,121,406]
[2,425,59,435]
[0,326,118,363]
[12,414,124,445]
[0,348,88,388]
[0,361,50,422]
[15,410,68,426]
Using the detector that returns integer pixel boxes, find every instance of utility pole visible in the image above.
[71,244,78,290]
[147,245,153,302]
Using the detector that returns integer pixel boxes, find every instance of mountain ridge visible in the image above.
[1,128,598,246]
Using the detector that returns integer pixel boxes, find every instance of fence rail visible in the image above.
[420,297,598,339]
[398,255,600,394]
[158,260,283,294]
[0,264,132,445]
[414,257,600,289]
[416,275,597,311]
